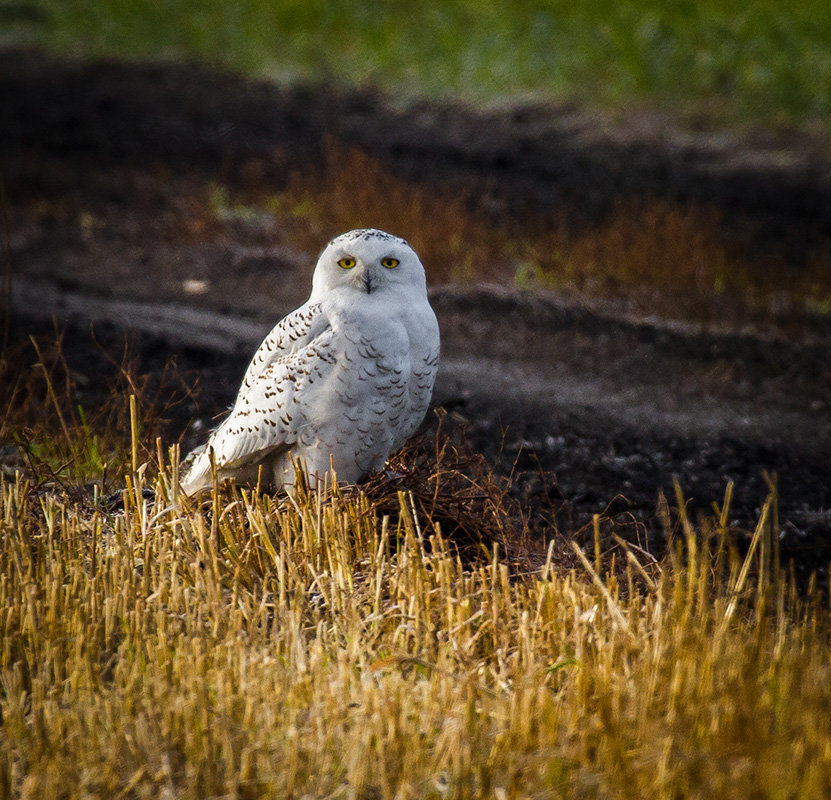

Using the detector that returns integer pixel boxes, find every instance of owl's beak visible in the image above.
[360,271,373,294]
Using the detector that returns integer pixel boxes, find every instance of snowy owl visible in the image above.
[180,229,440,494]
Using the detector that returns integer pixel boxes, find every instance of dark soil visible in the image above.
[2,49,830,579]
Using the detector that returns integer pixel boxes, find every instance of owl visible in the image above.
[180,229,440,494]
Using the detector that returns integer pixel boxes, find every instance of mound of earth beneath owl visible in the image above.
[2,50,830,581]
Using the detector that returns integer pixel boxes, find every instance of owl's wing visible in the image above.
[180,302,335,493]
[240,301,326,387]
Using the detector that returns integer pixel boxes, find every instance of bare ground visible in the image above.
[2,50,830,577]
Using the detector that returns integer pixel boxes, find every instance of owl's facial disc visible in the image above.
[310,228,426,302]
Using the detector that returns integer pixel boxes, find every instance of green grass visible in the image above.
[8,0,831,127]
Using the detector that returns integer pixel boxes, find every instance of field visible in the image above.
[9,0,831,127]
[2,6,831,797]
[1,386,830,798]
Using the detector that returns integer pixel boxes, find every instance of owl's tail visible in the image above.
[179,440,291,494]
[178,444,214,495]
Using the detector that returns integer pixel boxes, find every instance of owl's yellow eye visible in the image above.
[381,257,399,269]
[338,257,357,269]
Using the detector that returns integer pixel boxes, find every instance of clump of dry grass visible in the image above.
[0,330,194,492]
[260,144,511,285]
[523,200,735,313]
[523,198,831,325]
[1,415,830,798]
[361,418,543,569]
[219,142,831,325]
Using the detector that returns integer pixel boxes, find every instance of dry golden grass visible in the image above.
[1,394,831,798]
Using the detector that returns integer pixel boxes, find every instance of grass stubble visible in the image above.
[0,342,830,799]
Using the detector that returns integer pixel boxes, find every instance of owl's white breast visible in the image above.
[279,288,439,482]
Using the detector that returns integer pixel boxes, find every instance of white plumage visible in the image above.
[180,229,440,494]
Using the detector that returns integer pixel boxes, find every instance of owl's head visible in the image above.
[310,229,427,301]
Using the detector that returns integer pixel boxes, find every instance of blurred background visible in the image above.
[2,0,831,322]
[8,0,831,123]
